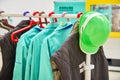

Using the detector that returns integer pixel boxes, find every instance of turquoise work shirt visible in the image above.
[24,23,59,80]
[13,25,41,80]
[38,22,73,80]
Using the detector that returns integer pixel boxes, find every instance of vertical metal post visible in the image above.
[85,54,91,80]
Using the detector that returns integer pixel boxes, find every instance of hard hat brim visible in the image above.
[79,35,99,54]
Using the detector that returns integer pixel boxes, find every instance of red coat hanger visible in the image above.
[48,12,58,22]
[77,12,83,18]
[10,11,50,42]
[30,11,49,28]
[32,11,50,28]
[10,11,37,42]
[32,11,45,28]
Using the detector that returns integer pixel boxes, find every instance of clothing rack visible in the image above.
[0,13,80,18]
[0,12,93,80]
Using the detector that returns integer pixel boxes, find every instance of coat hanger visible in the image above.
[76,12,83,18]
[33,11,49,28]
[0,11,14,31]
[48,12,58,23]
[38,11,49,27]
[61,12,70,22]
[10,11,49,42]
[10,11,36,42]
[0,19,14,29]
[0,21,12,31]
[29,11,49,28]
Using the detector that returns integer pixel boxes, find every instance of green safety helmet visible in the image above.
[79,11,111,54]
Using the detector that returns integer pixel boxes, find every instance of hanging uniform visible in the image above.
[24,22,59,80]
[38,22,73,80]
[51,20,79,80]
[0,20,30,80]
[13,25,42,80]
[51,32,109,80]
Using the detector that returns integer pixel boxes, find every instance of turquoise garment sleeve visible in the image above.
[13,25,41,80]
[38,22,73,80]
[24,41,34,80]
[39,40,54,80]
[24,23,59,80]
[12,41,27,80]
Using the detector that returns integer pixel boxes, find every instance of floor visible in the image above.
[109,71,120,80]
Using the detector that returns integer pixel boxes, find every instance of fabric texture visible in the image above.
[24,23,59,80]
[38,22,73,80]
[51,60,63,80]
[51,21,79,80]
[51,32,109,80]
[70,20,79,34]
[0,20,30,80]
[13,25,41,80]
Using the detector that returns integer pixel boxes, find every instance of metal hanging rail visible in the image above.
[0,13,78,18]
[0,13,120,38]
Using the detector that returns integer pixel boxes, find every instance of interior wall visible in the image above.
[0,0,54,34]
[103,38,120,60]
[0,0,54,13]
[0,0,55,26]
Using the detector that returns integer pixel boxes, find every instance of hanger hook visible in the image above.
[61,12,70,22]
[48,12,57,22]
[39,11,48,28]
[11,11,32,42]
[33,11,45,28]
[77,12,83,18]
[23,11,32,20]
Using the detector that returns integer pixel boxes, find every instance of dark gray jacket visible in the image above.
[0,20,30,80]
[51,32,109,80]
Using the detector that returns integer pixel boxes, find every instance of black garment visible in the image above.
[0,20,30,80]
[51,32,109,80]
